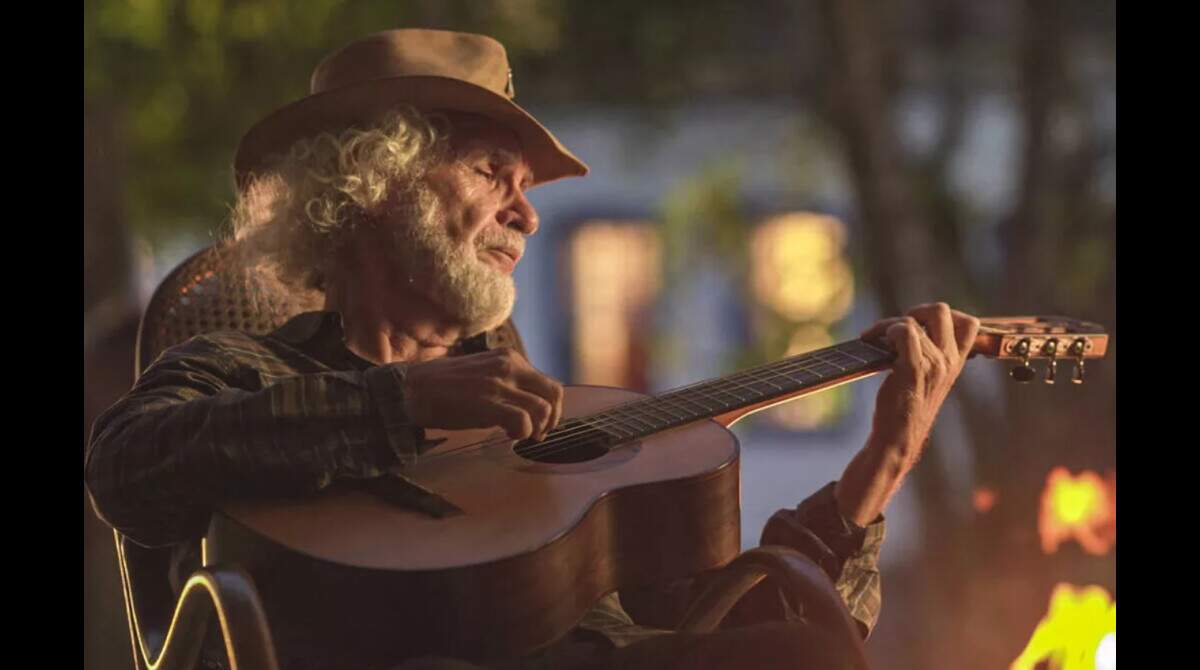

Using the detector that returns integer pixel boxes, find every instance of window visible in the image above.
[567,221,661,391]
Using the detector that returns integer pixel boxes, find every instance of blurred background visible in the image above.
[84,2,1116,669]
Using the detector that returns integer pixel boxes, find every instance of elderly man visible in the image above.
[86,29,979,670]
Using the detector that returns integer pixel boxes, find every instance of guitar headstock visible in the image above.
[973,316,1109,384]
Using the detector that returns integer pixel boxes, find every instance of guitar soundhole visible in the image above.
[512,425,615,464]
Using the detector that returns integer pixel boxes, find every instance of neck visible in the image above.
[322,234,465,365]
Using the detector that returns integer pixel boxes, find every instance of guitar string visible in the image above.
[497,342,891,464]
[416,342,891,466]
[453,321,1091,464]
[419,343,887,465]
[415,345,865,463]
[516,349,871,461]
[514,347,887,463]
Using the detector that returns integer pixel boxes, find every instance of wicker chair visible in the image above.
[113,244,869,670]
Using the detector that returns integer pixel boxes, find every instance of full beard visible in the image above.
[390,184,517,336]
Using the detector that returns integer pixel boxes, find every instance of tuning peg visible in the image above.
[1043,338,1059,384]
[1011,363,1037,383]
[1068,338,1087,385]
[1010,337,1035,383]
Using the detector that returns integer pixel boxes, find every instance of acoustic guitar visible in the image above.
[204,316,1109,664]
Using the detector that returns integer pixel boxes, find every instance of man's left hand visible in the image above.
[861,302,980,466]
[834,303,980,525]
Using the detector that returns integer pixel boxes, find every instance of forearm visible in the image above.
[833,435,915,527]
[84,340,419,546]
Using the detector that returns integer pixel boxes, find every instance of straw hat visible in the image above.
[233,29,589,188]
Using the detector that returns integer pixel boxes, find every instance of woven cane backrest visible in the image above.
[135,244,312,376]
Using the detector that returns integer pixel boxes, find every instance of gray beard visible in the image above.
[390,185,517,336]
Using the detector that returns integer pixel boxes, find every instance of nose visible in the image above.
[498,188,539,236]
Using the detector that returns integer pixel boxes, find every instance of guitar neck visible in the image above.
[577,339,896,439]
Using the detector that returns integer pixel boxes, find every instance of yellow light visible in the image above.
[1010,584,1115,670]
[1038,468,1116,555]
[749,213,853,323]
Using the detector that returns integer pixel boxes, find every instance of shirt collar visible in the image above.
[270,311,494,367]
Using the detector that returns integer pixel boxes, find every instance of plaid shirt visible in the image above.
[85,311,884,661]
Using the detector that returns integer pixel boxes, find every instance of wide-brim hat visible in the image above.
[233,29,589,189]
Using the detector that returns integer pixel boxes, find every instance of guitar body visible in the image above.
[206,385,741,664]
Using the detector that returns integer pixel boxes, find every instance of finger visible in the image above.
[884,320,924,385]
[510,369,564,433]
[907,302,957,360]
[861,317,910,342]
[496,384,555,441]
[951,310,982,360]
[486,400,534,441]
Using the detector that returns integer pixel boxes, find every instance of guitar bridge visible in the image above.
[358,473,465,519]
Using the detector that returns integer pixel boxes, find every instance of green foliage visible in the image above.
[658,161,749,288]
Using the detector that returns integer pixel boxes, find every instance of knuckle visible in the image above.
[494,356,515,375]
[500,347,522,363]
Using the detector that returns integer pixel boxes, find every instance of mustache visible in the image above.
[475,231,525,255]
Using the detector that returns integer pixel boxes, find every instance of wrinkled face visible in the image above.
[384,115,540,335]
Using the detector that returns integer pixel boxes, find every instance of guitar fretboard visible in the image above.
[515,340,894,458]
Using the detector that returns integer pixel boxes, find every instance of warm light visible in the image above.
[973,487,997,513]
[749,213,853,323]
[1011,584,1115,670]
[1038,468,1116,555]
[570,222,660,390]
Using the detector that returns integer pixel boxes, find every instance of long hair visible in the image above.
[228,106,448,299]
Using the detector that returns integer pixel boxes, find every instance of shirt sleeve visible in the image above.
[84,333,424,548]
[759,481,886,638]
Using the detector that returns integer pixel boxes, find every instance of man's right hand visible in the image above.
[401,348,564,441]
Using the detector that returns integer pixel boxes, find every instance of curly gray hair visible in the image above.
[229,106,450,295]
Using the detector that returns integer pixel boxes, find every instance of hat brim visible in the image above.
[233,75,589,189]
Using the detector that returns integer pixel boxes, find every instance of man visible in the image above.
[86,29,980,670]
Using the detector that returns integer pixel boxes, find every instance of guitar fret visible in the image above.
[667,392,716,414]
[690,387,734,409]
[617,410,661,432]
[721,374,776,399]
[641,400,685,422]
[731,373,787,398]
[772,359,825,384]
[811,352,850,371]
[756,365,806,389]
[707,382,751,403]
[579,415,636,440]
[636,402,679,425]
[830,347,871,365]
